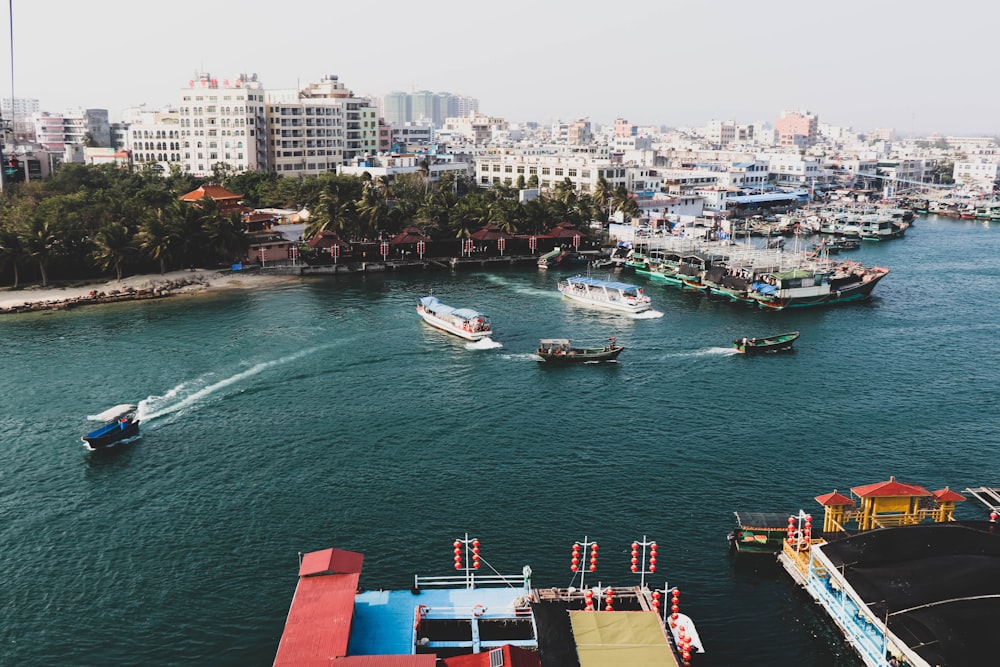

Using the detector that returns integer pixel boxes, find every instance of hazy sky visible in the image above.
[3,0,996,135]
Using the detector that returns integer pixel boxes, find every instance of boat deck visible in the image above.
[350,586,535,656]
[965,486,1000,513]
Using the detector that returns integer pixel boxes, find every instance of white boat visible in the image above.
[416,296,492,340]
[558,275,652,314]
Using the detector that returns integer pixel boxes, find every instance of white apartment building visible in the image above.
[125,107,181,173]
[31,108,111,152]
[265,75,378,178]
[766,154,822,186]
[178,73,267,177]
[440,112,508,145]
[338,152,470,184]
[474,151,628,193]
[953,158,1000,191]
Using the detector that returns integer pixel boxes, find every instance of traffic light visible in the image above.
[3,157,23,183]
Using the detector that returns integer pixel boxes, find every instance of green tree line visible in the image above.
[0,162,641,287]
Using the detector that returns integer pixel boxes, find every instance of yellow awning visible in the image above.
[569,611,678,667]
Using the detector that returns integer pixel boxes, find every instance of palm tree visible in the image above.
[92,221,133,280]
[593,177,612,223]
[356,178,388,239]
[138,201,182,274]
[16,215,58,287]
[204,211,249,265]
[305,189,352,240]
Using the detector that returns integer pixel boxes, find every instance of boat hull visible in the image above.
[751,271,888,310]
[82,420,141,449]
[417,309,492,340]
[733,332,799,354]
[537,345,624,363]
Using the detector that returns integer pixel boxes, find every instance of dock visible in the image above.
[964,486,1000,513]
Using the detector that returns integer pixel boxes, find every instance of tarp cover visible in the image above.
[568,611,676,667]
[819,522,1000,667]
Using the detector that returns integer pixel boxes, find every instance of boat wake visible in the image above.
[502,353,542,361]
[137,345,332,422]
[466,337,503,350]
[631,310,665,319]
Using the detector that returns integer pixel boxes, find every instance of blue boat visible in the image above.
[82,404,140,450]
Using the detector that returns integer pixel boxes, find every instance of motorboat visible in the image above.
[536,337,624,363]
[82,404,140,450]
[732,331,800,354]
[416,296,492,340]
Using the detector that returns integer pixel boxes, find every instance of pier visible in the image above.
[964,486,1000,513]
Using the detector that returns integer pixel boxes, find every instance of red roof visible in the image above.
[543,222,585,239]
[273,548,363,667]
[469,224,513,241]
[307,231,352,250]
[851,476,932,498]
[933,487,966,502]
[389,226,432,245]
[334,657,436,667]
[815,491,855,507]
[178,183,243,202]
[442,645,541,667]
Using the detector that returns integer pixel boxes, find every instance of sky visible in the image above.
[2,0,997,136]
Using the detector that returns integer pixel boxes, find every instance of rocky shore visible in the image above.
[0,270,291,315]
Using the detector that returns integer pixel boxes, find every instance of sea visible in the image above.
[1,214,998,667]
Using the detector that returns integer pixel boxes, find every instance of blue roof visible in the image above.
[727,192,809,204]
[564,275,642,292]
[348,586,531,655]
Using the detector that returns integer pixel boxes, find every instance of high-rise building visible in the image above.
[124,106,181,173]
[382,91,410,125]
[266,74,378,177]
[178,72,267,177]
[31,108,110,152]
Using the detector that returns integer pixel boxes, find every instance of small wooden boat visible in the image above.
[536,337,623,363]
[732,331,799,354]
[82,404,140,450]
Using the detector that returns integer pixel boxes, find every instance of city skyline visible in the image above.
[3,0,996,136]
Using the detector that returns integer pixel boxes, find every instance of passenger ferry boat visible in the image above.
[557,275,652,314]
[274,535,703,666]
[416,296,492,340]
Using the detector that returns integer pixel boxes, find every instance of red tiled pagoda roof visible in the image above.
[851,476,932,498]
[815,490,855,507]
[932,487,966,502]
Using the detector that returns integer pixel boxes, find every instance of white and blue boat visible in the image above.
[417,296,493,340]
[82,404,140,450]
[557,275,652,314]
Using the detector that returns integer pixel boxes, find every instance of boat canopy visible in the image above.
[565,276,643,293]
[539,338,571,347]
[419,296,486,320]
[89,404,138,422]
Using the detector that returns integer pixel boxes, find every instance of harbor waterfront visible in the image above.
[1,214,999,666]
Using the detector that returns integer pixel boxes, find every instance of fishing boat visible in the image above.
[536,337,624,363]
[728,511,796,555]
[732,331,800,354]
[557,275,651,314]
[82,404,140,450]
[748,262,889,310]
[416,295,492,340]
[274,535,703,666]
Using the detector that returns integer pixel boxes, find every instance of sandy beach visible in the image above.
[0,269,295,314]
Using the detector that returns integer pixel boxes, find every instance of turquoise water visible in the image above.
[1,215,998,666]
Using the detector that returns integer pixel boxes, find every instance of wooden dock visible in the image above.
[964,487,1000,513]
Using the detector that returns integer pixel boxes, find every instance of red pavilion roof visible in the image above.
[932,487,966,502]
[815,490,855,507]
[178,183,242,203]
[851,476,932,498]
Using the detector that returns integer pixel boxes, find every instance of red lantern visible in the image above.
[649,564,656,573]
[631,542,639,550]
[571,564,579,572]
[454,563,461,570]
[631,565,638,572]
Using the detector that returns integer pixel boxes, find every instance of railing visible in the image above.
[414,573,528,590]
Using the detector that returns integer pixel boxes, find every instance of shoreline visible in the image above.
[0,269,295,315]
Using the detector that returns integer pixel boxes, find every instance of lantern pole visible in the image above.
[570,536,599,592]
[452,533,481,589]
[630,535,658,589]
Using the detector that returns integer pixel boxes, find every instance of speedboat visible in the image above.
[82,404,140,450]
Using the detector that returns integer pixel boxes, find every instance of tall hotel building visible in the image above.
[178,73,267,177]
[265,74,378,177]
